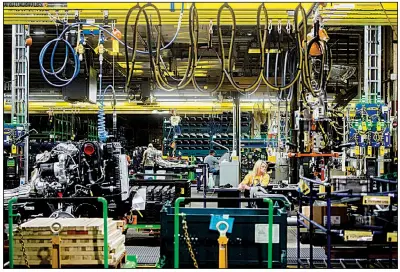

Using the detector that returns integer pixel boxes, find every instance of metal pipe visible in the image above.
[309,192,313,268]
[24,25,30,183]
[8,197,18,268]
[296,196,301,268]
[211,141,230,155]
[298,212,328,233]
[326,185,331,268]
[371,177,397,184]
[358,34,362,99]
[233,93,241,161]
[11,25,16,120]
[263,197,274,269]
[174,197,185,268]
[299,175,329,186]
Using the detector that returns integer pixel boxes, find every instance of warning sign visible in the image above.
[254,224,279,244]
[362,196,390,206]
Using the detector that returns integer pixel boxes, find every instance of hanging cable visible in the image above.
[262,4,303,91]
[191,4,225,94]
[125,3,196,92]
[154,3,197,91]
[216,3,267,93]
[125,6,156,92]
[97,30,108,143]
[39,23,81,88]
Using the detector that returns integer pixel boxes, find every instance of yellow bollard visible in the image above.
[216,221,229,269]
[50,222,63,269]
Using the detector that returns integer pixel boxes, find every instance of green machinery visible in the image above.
[159,197,288,269]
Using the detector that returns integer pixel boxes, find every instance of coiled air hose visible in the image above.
[216,3,268,93]
[126,3,194,91]
[39,23,81,87]
[190,3,225,94]
[262,4,305,92]
[98,59,107,143]
[98,84,116,142]
[154,4,198,91]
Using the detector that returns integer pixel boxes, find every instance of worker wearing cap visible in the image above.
[142,143,156,170]
[238,160,270,190]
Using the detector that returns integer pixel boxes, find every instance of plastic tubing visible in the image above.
[39,23,81,88]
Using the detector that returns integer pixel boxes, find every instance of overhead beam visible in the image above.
[4,2,396,26]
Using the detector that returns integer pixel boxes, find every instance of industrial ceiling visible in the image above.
[2,2,398,114]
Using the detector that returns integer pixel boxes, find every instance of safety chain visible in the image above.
[16,217,30,268]
[182,214,198,268]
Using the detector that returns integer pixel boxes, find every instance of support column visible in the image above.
[233,93,241,160]
[24,25,30,181]
[11,24,29,182]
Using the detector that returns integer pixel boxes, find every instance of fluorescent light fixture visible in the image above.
[248,49,281,54]
[117,62,143,69]
[153,93,211,97]
[157,98,216,102]
[333,4,355,9]
[33,30,46,35]
[241,98,278,102]
[152,110,169,114]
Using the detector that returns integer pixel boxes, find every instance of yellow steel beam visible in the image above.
[4,1,396,26]
[3,101,267,114]
[15,2,390,26]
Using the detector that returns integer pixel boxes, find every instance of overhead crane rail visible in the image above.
[4,3,397,26]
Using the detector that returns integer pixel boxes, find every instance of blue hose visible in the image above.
[39,23,82,88]
[40,4,184,87]
[97,61,108,142]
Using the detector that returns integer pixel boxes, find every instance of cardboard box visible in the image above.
[302,205,348,227]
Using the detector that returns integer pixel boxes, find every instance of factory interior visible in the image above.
[2,1,399,269]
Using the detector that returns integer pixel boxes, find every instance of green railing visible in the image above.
[173,197,274,268]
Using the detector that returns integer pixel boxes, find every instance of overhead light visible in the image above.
[33,30,46,35]
[153,93,210,97]
[157,98,216,102]
[248,49,280,54]
[333,4,355,9]
[152,110,169,114]
[247,33,252,36]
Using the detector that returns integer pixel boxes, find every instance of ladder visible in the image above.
[363,26,382,104]
[11,24,30,181]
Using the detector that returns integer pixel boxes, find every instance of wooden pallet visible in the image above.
[14,251,127,268]
[13,218,126,267]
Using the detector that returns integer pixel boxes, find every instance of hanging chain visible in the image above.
[16,217,30,268]
[182,215,198,268]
